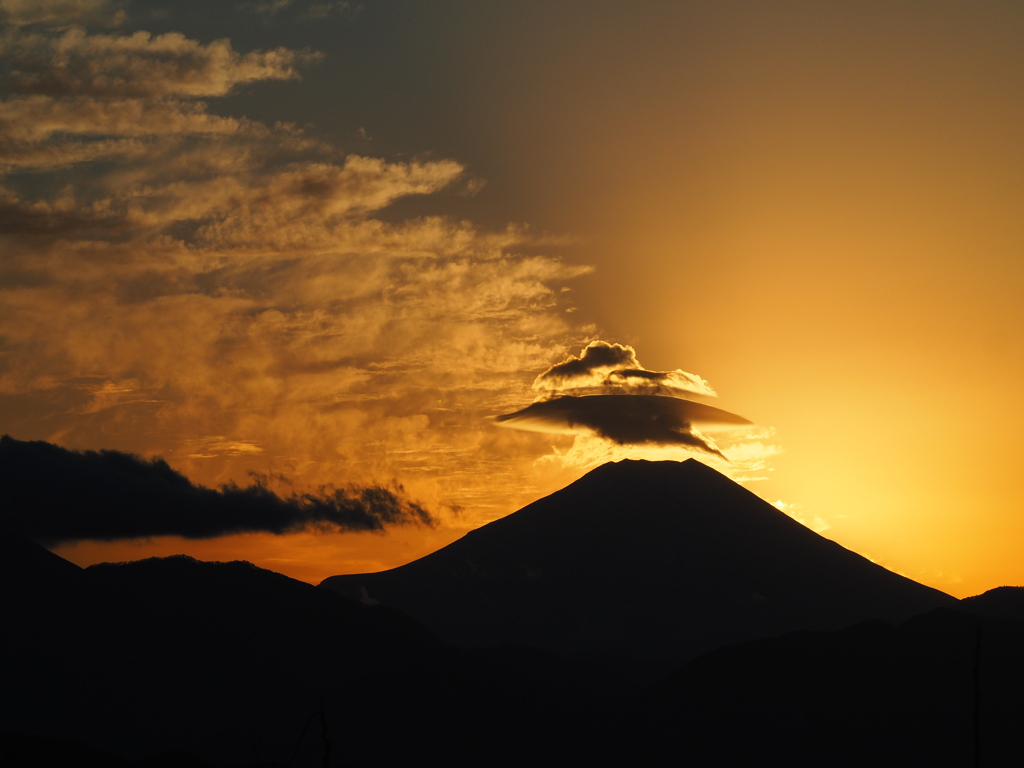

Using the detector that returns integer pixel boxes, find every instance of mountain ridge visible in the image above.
[322,458,956,678]
[2,464,1019,766]
[0,530,632,767]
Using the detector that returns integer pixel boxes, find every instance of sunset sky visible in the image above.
[1,0,1021,597]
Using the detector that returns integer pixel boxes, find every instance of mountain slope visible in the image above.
[960,585,1024,621]
[322,459,956,677]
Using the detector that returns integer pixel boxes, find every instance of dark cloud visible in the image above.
[0,435,434,545]
[0,264,54,288]
[495,395,751,459]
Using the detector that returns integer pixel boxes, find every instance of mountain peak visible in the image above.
[323,457,955,680]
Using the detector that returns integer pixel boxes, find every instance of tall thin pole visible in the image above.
[974,619,981,768]
[320,698,332,768]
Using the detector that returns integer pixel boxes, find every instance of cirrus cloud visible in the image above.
[0,27,317,98]
[0,8,593,521]
[0,0,124,28]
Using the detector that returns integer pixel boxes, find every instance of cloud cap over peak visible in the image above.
[496,394,751,459]
[499,340,764,464]
[533,340,717,397]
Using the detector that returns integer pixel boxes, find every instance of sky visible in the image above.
[1,0,1021,597]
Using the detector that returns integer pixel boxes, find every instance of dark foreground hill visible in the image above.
[627,604,1024,767]
[0,731,226,768]
[322,459,956,678]
[960,584,1024,621]
[3,530,1023,767]
[0,533,629,768]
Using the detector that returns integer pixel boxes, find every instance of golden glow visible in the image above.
[52,527,467,585]
[3,2,1023,598]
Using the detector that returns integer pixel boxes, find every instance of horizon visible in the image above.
[2,436,1008,600]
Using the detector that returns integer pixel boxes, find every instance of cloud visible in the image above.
[496,394,750,458]
[773,499,830,534]
[0,27,317,98]
[0,95,243,141]
[498,340,780,472]
[243,0,360,21]
[534,340,638,385]
[0,156,466,238]
[193,157,468,248]
[0,435,434,545]
[0,9,593,521]
[0,22,318,173]
[299,2,360,21]
[0,0,124,28]
[0,184,125,233]
[0,95,249,172]
[246,0,294,15]
[533,340,717,397]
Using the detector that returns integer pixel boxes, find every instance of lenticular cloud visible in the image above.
[498,340,751,459]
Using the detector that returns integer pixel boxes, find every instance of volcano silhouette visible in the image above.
[322,459,956,677]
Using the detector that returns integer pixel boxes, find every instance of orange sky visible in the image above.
[3,0,1022,598]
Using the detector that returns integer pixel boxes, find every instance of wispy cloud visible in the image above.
[0,0,125,28]
[0,26,314,97]
[0,22,317,173]
[773,498,830,534]
[241,0,362,22]
[0,7,776,526]
[0,9,591,517]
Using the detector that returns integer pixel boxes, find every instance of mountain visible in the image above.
[321,459,956,679]
[0,530,84,614]
[960,585,1024,621]
[626,607,1024,766]
[0,538,433,766]
[0,531,629,768]
[4,460,1002,767]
